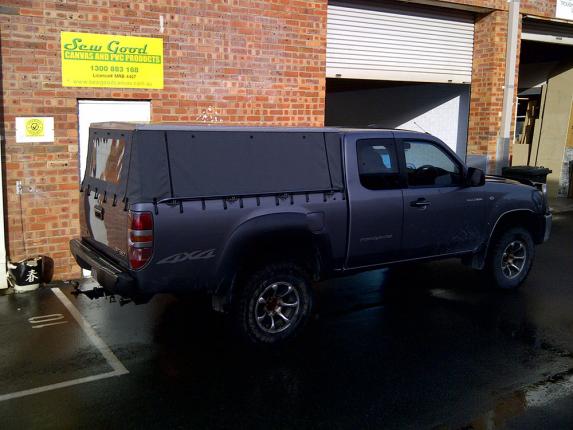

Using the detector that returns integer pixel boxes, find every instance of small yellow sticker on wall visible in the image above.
[25,118,45,137]
[61,32,163,89]
[15,117,54,143]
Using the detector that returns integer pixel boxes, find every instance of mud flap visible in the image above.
[461,247,486,270]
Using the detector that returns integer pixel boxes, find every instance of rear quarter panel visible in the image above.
[131,192,347,295]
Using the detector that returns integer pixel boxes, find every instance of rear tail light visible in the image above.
[128,211,153,270]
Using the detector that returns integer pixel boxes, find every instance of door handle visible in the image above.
[410,198,431,208]
[94,204,105,220]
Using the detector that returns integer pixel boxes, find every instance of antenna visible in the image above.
[413,121,429,134]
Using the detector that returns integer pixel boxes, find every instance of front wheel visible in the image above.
[232,262,313,345]
[486,227,535,289]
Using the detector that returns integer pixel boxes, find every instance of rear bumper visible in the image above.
[70,239,138,297]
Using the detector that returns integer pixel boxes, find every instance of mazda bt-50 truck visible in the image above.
[71,123,552,344]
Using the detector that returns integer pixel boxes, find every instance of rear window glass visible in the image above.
[356,138,401,190]
[88,137,125,184]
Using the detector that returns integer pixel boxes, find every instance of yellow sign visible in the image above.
[61,32,163,89]
[25,118,44,137]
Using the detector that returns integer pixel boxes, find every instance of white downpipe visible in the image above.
[495,0,521,174]
[0,137,7,289]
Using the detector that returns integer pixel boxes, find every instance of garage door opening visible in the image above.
[515,31,573,198]
[325,0,474,159]
[325,79,470,158]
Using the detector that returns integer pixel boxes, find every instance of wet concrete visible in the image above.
[1,213,572,429]
[0,288,111,394]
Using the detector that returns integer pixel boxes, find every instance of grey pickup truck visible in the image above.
[71,123,551,344]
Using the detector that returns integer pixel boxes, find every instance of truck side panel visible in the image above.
[131,191,347,295]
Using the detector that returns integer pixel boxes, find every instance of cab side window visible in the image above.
[357,139,401,190]
[403,140,462,187]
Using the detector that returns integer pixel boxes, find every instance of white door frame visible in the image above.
[0,148,6,289]
[77,99,151,181]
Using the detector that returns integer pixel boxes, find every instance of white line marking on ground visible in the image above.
[32,321,68,329]
[28,314,67,329]
[28,314,65,324]
[0,288,128,403]
[0,371,124,403]
[51,288,128,375]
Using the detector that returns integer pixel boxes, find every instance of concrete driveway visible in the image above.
[1,213,572,429]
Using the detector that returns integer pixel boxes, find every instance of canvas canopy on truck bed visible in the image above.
[82,123,344,204]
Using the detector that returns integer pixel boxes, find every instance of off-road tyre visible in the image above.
[486,227,535,289]
[232,262,313,345]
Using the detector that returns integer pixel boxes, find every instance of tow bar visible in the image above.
[71,282,133,306]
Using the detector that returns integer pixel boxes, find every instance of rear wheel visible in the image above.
[486,227,535,289]
[232,262,313,345]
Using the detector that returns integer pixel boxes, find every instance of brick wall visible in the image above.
[521,0,557,17]
[440,1,557,170]
[0,0,327,279]
[467,10,509,163]
[0,0,566,280]
[467,5,526,169]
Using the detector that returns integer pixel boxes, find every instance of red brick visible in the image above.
[1,0,327,280]
[0,0,559,279]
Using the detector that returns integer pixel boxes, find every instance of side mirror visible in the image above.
[466,167,485,187]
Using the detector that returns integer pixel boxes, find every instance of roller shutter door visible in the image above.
[327,1,475,84]
[522,18,573,46]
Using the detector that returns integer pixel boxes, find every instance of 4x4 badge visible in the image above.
[157,249,216,265]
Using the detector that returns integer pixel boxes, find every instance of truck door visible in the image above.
[345,134,405,268]
[397,136,485,259]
